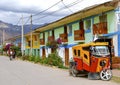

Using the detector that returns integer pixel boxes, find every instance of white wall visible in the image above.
[40,48,42,57]
[45,48,51,57]
[69,47,73,61]
[58,47,65,64]
[113,35,118,56]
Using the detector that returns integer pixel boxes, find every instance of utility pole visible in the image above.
[2,29,5,45]
[0,37,1,45]
[30,15,33,55]
[21,15,24,56]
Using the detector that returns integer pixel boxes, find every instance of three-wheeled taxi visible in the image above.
[69,42,112,81]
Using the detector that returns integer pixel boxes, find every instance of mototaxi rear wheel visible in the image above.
[100,69,112,81]
[71,65,79,77]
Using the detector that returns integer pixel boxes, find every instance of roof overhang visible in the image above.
[24,31,39,37]
[35,1,117,32]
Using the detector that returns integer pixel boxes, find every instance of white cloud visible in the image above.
[0,0,112,25]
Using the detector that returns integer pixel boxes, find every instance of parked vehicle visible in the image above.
[69,41,112,81]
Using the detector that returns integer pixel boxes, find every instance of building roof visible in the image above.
[34,0,117,33]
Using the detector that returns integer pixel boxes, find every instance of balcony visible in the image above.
[74,29,85,40]
[93,22,107,35]
[48,36,54,42]
[40,39,45,45]
[60,33,68,42]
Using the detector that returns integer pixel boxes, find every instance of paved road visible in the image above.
[0,56,119,85]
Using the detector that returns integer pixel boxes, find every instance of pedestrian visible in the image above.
[8,48,13,60]
[13,50,16,59]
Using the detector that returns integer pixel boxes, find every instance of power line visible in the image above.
[14,0,62,25]
[16,0,84,26]
[24,16,31,25]
[61,0,73,13]
[32,0,84,22]
[33,0,63,16]
[16,17,22,25]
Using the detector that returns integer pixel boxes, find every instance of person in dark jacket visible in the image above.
[12,50,16,59]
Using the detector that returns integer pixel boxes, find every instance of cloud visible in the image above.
[0,0,112,25]
[0,1,40,14]
[0,0,63,14]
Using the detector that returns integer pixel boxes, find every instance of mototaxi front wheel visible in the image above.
[100,69,112,81]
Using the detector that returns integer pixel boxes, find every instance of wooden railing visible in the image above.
[48,36,54,42]
[93,22,107,35]
[60,33,68,42]
[74,29,85,40]
[40,39,45,45]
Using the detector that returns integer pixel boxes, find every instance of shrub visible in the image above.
[28,56,35,61]
[20,52,64,69]
[34,56,42,63]
[22,55,29,60]
[40,57,48,64]
[47,53,63,67]
[16,50,22,57]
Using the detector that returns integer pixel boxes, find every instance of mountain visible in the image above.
[0,20,41,41]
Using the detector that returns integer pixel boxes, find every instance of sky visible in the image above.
[0,0,112,25]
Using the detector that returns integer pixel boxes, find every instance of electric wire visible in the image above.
[33,0,84,22]
[16,0,84,26]
[33,0,63,16]
[61,0,73,13]
[15,0,63,25]
[16,17,22,26]
[24,16,31,25]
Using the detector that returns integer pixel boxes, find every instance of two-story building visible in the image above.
[23,0,120,66]
[25,31,40,56]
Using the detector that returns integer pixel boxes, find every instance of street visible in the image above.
[0,56,119,85]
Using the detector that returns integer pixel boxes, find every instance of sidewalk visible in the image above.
[112,69,120,77]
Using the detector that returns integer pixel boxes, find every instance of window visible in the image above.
[91,46,110,57]
[85,19,91,33]
[83,46,90,51]
[52,30,54,36]
[40,33,43,39]
[40,32,45,40]
[78,50,80,56]
[79,21,84,29]
[99,14,107,22]
[85,20,91,30]
[74,49,77,55]
[64,25,67,33]
[28,41,30,47]
[34,35,37,41]
[48,31,50,36]
[67,25,72,36]
[84,54,88,59]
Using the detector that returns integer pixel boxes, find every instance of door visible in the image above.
[79,20,84,29]
[65,48,69,66]
[42,48,46,58]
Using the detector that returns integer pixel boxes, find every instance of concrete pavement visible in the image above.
[0,56,119,85]
[112,69,120,77]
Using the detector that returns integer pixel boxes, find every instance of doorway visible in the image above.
[65,48,69,66]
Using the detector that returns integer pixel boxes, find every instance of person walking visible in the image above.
[12,50,16,59]
[8,48,14,60]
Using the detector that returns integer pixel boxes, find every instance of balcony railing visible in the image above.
[48,36,54,42]
[60,33,68,42]
[93,22,107,35]
[40,39,45,45]
[74,29,85,40]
